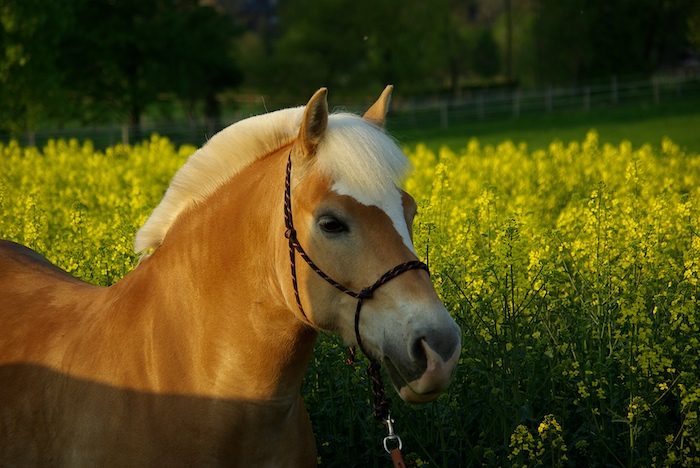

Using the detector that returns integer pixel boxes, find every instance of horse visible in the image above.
[0,86,461,466]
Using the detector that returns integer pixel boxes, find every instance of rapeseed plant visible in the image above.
[399,131,700,466]
[1,130,699,466]
[0,135,193,285]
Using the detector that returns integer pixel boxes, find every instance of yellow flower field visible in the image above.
[1,132,698,466]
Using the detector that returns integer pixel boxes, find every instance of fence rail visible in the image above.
[2,75,699,148]
[388,75,700,131]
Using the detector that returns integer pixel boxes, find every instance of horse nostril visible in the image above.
[413,329,462,363]
[410,337,428,367]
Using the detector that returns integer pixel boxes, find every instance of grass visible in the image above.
[392,98,700,154]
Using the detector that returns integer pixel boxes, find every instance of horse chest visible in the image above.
[1,366,315,466]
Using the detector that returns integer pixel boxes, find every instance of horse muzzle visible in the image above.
[383,326,461,404]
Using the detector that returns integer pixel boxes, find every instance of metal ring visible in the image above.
[382,434,403,453]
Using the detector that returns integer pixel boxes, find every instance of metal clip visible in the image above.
[382,413,403,454]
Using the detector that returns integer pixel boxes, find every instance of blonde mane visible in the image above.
[134,107,410,255]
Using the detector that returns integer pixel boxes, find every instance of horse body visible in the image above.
[0,87,460,466]
[1,145,315,465]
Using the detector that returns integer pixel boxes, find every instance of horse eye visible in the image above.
[318,216,347,234]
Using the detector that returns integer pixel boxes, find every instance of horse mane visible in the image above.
[134,107,410,256]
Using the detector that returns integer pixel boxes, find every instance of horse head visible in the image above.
[283,87,461,403]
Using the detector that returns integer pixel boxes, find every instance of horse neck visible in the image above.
[118,146,317,403]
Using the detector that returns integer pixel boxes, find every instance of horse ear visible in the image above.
[298,87,329,156]
[363,85,393,128]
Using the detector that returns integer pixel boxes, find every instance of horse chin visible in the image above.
[383,358,445,404]
[398,385,444,404]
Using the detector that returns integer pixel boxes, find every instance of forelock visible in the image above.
[315,113,410,203]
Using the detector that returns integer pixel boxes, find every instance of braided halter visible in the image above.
[283,151,429,422]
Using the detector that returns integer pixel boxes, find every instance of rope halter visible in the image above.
[283,151,429,422]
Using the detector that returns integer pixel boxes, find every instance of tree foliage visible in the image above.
[243,0,465,96]
[242,0,698,95]
[473,28,501,79]
[0,0,241,135]
[0,0,76,134]
[535,0,696,83]
[687,3,700,56]
[60,0,241,129]
[1,0,697,134]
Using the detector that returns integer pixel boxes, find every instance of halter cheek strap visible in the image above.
[283,151,429,421]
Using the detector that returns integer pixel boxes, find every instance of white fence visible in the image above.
[3,75,699,148]
[389,75,700,130]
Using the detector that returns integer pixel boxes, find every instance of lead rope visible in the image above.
[284,152,426,467]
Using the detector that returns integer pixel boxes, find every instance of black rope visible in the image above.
[283,151,429,422]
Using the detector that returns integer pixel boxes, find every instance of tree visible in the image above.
[504,0,512,82]
[473,28,501,79]
[0,0,75,136]
[362,0,460,93]
[689,6,700,55]
[162,5,242,128]
[244,0,468,97]
[252,0,369,96]
[533,0,698,84]
[59,0,241,137]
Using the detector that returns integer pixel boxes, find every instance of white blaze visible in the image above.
[332,181,416,255]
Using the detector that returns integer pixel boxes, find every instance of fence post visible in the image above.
[121,125,129,145]
[653,80,660,104]
[439,101,448,129]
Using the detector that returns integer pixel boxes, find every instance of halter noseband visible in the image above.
[283,151,429,421]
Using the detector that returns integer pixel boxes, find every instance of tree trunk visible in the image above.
[129,103,142,144]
